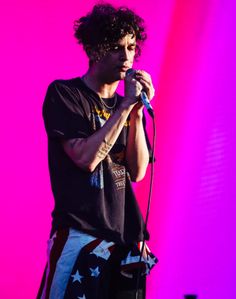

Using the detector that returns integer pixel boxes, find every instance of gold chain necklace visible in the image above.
[99,94,117,109]
[81,75,117,110]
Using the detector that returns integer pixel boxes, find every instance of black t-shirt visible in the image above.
[43,77,150,245]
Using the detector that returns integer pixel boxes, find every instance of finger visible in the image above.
[137,78,152,92]
[136,81,143,94]
[135,71,155,99]
[138,79,155,100]
[136,76,152,87]
[135,70,151,80]
[135,74,152,89]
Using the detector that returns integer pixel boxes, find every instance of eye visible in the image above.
[129,46,136,51]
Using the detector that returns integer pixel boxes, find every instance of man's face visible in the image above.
[96,33,137,82]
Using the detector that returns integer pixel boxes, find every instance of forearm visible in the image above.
[62,101,134,172]
[125,112,149,182]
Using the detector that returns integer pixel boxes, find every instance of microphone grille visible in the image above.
[126,68,136,76]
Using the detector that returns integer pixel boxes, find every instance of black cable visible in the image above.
[135,112,156,299]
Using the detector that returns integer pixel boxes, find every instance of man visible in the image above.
[38,3,157,299]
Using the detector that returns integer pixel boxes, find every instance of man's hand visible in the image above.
[135,70,155,100]
[124,70,143,100]
[124,70,155,116]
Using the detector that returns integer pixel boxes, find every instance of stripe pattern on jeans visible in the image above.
[37,228,157,299]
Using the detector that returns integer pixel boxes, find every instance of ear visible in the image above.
[84,46,99,64]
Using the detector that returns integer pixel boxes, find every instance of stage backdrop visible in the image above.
[0,0,235,298]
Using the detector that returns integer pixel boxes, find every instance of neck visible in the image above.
[82,68,119,98]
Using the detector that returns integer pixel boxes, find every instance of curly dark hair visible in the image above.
[74,3,147,64]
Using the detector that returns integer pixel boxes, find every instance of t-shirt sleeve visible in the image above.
[43,81,91,139]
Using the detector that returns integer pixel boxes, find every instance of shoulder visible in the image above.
[44,77,86,114]
[47,77,83,93]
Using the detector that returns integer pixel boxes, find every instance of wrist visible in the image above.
[130,106,144,119]
[129,113,143,124]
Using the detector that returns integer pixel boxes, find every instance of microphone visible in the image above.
[126,68,154,118]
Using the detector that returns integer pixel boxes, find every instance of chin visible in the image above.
[119,72,126,80]
[112,74,123,82]
[112,70,126,82]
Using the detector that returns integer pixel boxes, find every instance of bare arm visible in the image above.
[125,70,155,181]
[125,111,150,182]
[62,100,135,172]
[62,70,154,177]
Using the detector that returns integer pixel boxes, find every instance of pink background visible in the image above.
[0,0,236,298]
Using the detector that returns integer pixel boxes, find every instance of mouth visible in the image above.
[117,65,130,72]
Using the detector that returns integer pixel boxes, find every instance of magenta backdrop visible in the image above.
[0,0,236,298]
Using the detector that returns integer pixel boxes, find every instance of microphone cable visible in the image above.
[135,110,156,299]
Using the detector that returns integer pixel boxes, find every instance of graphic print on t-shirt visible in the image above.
[111,163,126,190]
[106,153,126,191]
[93,107,129,128]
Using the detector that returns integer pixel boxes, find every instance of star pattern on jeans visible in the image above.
[90,266,100,277]
[63,237,157,299]
[147,255,156,268]
[71,270,83,283]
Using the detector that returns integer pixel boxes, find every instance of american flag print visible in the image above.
[37,228,158,299]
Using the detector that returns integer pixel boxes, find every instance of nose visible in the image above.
[119,48,129,61]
